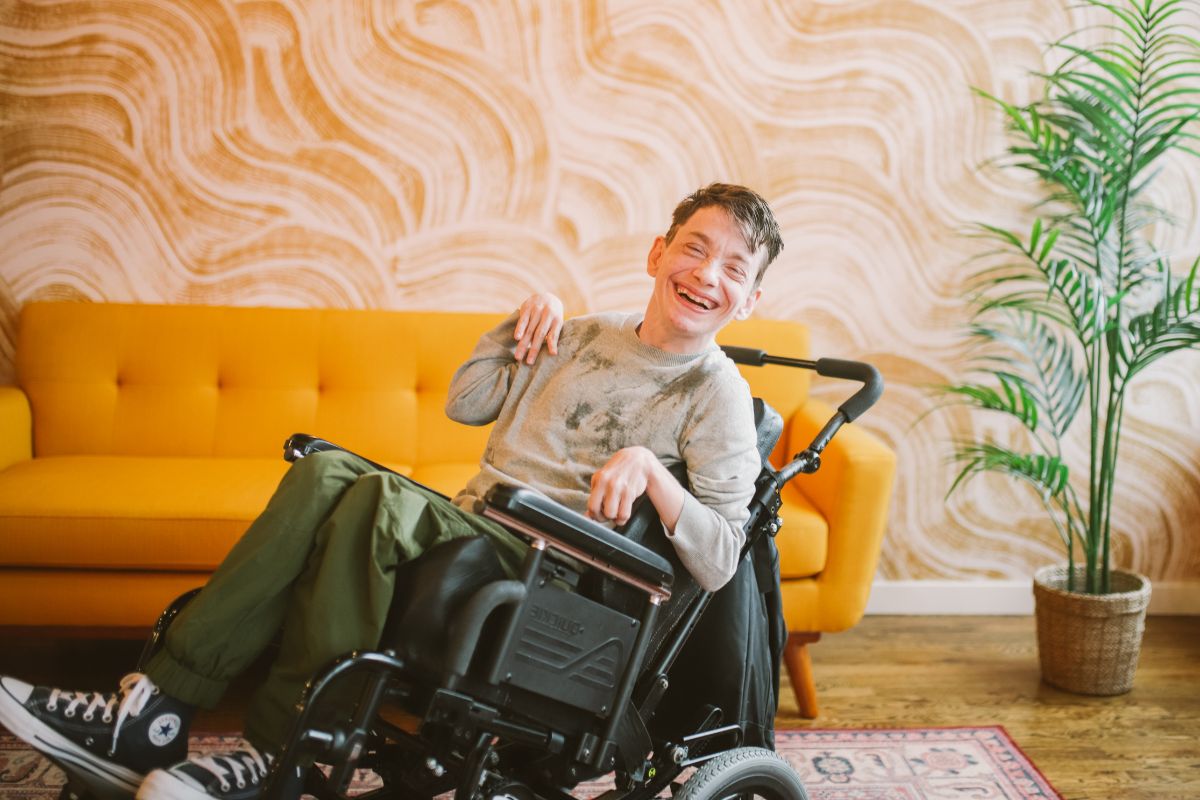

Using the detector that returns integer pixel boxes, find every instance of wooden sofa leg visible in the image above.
[784,632,822,719]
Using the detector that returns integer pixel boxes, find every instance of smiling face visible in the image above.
[639,204,765,354]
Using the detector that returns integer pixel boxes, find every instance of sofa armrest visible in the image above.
[784,397,896,630]
[0,386,32,471]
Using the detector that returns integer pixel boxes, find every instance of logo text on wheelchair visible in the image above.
[530,604,585,636]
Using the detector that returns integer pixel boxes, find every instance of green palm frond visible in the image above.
[969,315,1088,439]
[997,1,1200,271]
[947,444,1072,510]
[1117,256,1200,380]
[972,220,1110,344]
[948,443,1087,559]
[943,376,1040,432]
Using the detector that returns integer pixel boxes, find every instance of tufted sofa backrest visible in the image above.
[15,303,505,467]
[15,303,811,468]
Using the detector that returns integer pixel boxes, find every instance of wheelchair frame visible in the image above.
[135,348,882,800]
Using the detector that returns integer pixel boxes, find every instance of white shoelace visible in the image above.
[45,672,159,754]
[191,744,272,792]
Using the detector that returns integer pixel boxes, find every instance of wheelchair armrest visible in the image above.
[483,484,674,593]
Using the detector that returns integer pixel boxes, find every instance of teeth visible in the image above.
[677,287,713,309]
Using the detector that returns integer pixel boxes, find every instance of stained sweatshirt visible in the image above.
[446,311,760,591]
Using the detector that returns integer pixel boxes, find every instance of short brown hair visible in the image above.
[664,183,784,286]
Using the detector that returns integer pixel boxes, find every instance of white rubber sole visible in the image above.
[136,768,216,800]
[0,677,144,798]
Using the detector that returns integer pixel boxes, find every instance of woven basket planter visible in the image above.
[1032,565,1151,695]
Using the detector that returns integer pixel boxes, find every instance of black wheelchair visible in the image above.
[136,347,882,800]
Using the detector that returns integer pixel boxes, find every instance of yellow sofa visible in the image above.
[0,301,895,716]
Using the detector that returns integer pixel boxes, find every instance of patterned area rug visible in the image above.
[0,727,1060,799]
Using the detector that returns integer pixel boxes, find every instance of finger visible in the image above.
[517,304,547,361]
[616,493,636,526]
[514,329,530,362]
[521,309,546,364]
[601,486,624,523]
[525,331,542,364]
[547,317,563,355]
[526,312,555,364]
[587,486,606,521]
[514,303,532,341]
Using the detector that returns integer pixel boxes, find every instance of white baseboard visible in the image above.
[864,579,1200,615]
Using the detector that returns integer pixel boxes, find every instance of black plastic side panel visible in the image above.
[495,583,638,716]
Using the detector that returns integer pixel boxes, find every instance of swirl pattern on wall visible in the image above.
[1,0,1197,584]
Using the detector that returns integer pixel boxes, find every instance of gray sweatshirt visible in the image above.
[446,311,760,591]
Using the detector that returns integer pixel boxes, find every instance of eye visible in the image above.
[725,264,747,281]
[685,244,705,256]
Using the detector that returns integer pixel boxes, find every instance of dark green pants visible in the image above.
[143,451,527,750]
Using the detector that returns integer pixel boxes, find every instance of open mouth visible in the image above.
[676,286,715,310]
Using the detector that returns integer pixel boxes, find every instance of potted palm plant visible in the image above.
[943,0,1200,694]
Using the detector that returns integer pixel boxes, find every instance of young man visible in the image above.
[0,183,783,800]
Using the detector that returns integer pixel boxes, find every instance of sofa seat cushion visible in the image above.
[0,456,295,570]
[0,456,491,573]
[776,485,828,579]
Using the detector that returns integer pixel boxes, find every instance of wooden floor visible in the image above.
[780,615,1200,800]
[1,615,1197,800]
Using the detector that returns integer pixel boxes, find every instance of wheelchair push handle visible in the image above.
[720,346,883,424]
[720,346,884,484]
[814,357,883,423]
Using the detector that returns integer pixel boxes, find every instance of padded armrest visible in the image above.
[483,484,674,591]
[0,386,32,472]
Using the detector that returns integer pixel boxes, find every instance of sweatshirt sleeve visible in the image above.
[667,369,761,592]
[445,312,521,426]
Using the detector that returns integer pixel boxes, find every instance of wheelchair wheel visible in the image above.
[675,747,808,800]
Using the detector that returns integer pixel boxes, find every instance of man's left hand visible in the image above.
[587,447,684,529]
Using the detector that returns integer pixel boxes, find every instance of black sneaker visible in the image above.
[0,672,193,797]
[137,743,273,800]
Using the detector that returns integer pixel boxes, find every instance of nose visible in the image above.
[692,258,719,285]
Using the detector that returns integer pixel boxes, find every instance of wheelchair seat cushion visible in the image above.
[380,535,507,669]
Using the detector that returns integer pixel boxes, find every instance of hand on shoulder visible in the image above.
[514,292,564,365]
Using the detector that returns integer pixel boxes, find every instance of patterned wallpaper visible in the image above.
[1,0,1197,585]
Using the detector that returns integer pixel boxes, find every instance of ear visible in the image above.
[735,287,761,320]
[646,236,666,277]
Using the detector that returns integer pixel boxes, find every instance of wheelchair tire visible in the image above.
[676,747,809,800]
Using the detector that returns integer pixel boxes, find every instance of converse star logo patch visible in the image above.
[148,713,181,747]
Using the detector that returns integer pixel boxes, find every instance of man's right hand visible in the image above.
[514,292,564,364]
